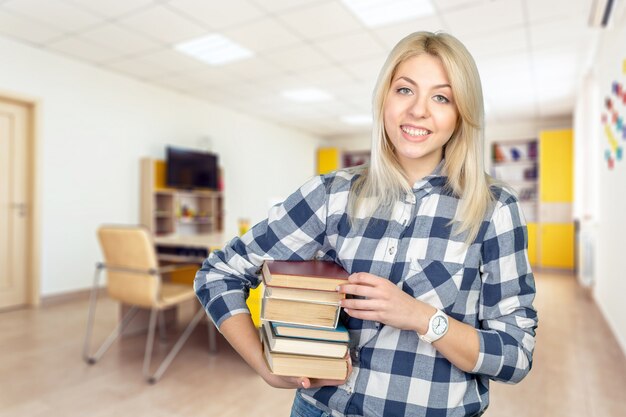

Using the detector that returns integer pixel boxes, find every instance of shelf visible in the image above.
[493,159,537,165]
[177,217,213,224]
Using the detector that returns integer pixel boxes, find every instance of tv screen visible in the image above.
[166,146,218,190]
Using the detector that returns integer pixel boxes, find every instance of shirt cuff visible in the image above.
[472,330,504,376]
[205,289,250,329]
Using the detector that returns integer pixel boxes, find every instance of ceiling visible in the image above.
[0,0,607,138]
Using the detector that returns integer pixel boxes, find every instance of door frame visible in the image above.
[0,90,41,308]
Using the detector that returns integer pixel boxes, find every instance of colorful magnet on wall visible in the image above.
[602,113,607,124]
[613,111,618,124]
[612,81,619,95]
[605,149,611,161]
[606,97,612,110]
[608,157,614,169]
[617,147,623,161]
[618,116,623,131]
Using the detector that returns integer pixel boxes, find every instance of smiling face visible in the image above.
[383,53,459,184]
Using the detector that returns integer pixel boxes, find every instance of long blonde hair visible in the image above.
[349,31,493,244]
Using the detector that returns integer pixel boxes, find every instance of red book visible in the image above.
[261,260,349,292]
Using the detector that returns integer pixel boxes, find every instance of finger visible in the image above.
[338,283,380,298]
[341,298,379,311]
[348,272,382,286]
[298,377,312,389]
[343,308,381,322]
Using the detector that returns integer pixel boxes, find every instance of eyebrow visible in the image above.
[395,76,451,90]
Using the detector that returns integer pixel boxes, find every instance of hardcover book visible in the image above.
[261,260,349,292]
[261,322,348,358]
[271,322,350,343]
[260,286,342,328]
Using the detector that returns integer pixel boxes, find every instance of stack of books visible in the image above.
[260,260,351,380]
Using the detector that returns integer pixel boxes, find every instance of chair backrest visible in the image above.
[97,225,160,308]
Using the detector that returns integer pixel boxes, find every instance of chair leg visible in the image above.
[143,308,159,382]
[158,310,168,343]
[143,307,205,384]
[83,265,140,364]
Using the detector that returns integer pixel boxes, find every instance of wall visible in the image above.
[575,16,626,354]
[0,36,323,296]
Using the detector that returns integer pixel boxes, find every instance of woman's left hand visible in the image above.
[338,273,433,332]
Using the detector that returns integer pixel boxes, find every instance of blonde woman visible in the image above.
[195,31,537,417]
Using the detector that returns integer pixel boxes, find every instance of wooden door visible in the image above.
[0,99,31,309]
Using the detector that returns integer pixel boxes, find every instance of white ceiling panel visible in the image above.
[118,5,206,44]
[167,0,265,30]
[0,9,64,44]
[276,2,363,41]
[68,0,154,18]
[463,27,529,59]
[79,23,161,56]
[222,17,302,54]
[250,0,320,14]
[313,31,387,64]
[525,0,590,24]
[3,0,103,32]
[263,44,333,73]
[47,36,124,64]
[444,0,525,38]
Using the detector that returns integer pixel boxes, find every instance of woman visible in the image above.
[195,31,537,417]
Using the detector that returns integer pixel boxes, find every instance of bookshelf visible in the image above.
[491,140,539,223]
[140,158,223,236]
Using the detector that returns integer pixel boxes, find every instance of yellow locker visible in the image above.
[539,129,573,203]
[540,223,575,269]
[317,147,340,175]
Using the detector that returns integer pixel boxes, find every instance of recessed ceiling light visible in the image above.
[175,34,253,66]
[341,0,435,27]
[281,88,333,103]
[341,114,373,125]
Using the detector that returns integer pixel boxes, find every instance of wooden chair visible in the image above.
[82,225,217,383]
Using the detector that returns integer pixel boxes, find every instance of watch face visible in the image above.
[432,316,448,335]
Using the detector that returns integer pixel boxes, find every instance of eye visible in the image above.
[433,94,450,104]
[396,87,413,95]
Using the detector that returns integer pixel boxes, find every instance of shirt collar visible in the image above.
[411,159,447,192]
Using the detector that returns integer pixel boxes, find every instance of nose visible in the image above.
[409,96,429,118]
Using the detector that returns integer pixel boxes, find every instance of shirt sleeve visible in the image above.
[472,198,538,384]
[194,175,329,328]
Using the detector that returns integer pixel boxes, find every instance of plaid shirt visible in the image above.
[195,164,537,417]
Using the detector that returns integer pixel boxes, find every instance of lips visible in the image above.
[401,125,432,137]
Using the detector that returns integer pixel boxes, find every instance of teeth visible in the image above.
[401,126,430,137]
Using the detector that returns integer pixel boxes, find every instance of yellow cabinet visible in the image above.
[539,223,575,269]
[537,129,574,269]
[539,129,573,203]
[317,147,340,175]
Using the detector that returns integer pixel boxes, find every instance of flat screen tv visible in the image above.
[166,146,218,190]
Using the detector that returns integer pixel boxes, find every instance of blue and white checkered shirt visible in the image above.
[195,164,537,417]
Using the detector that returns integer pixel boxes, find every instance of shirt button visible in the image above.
[388,246,396,255]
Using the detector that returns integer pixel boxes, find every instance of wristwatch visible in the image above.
[418,309,449,343]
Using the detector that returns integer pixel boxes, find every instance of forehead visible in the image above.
[393,54,449,84]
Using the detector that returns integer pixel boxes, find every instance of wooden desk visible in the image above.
[154,233,226,264]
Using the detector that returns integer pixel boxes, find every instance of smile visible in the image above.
[401,126,431,137]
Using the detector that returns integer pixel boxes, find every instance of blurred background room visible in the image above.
[0,0,625,416]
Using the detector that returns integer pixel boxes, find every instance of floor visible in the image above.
[1,271,625,417]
